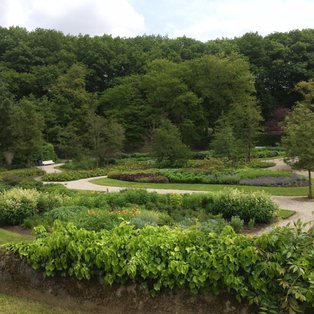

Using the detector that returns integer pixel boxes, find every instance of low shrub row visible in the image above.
[42,169,109,181]
[109,172,169,183]
[71,189,278,223]
[0,188,278,226]
[8,221,314,313]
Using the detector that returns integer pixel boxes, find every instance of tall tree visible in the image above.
[9,97,44,165]
[282,104,314,198]
[228,99,263,161]
[0,79,14,164]
[86,114,125,164]
[212,113,238,160]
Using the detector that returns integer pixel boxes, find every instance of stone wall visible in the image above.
[0,249,255,313]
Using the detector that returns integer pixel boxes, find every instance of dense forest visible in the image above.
[0,27,314,165]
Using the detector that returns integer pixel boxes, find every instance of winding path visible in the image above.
[40,160,314,230]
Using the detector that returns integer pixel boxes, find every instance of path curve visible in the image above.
[40,161,314,230]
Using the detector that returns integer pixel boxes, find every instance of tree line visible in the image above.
[0,27,314,165]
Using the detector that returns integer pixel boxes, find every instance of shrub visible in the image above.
[37,192,69,212]
[0,188,41,225]
[17,179,44,190]
[73,209,122,231]
[211,189,278,223]
[1,175,23,186]
[45,205,88,221]
[230,216,244,233]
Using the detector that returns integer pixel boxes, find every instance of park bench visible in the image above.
[41,160,55,165]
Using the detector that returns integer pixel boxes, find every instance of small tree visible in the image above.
[212,113,238,160]
[152,120,190,166]
[282,104,314,198]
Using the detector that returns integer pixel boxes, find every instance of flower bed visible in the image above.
[239,175,307,187]
[109,173,169,183]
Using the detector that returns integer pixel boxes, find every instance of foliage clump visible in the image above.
[8,221,314,313]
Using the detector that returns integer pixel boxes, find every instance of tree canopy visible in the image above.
[0,27,314,165]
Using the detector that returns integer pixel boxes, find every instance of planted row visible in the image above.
[42,169,108,181]
[109,172,169,183]
[64,189,279,223]
[0,188,278,226]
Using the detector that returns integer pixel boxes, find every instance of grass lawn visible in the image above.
[278,209,296,219]
[0,228,34,246]
[91,177,311,196]
[0,293,83,314]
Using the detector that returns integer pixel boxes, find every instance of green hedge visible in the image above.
[8,221,314,313]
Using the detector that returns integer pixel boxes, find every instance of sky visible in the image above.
[0,0,314,41]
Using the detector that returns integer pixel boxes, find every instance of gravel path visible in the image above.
[41,161,314,230]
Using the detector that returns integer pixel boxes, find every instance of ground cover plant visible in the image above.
[8,221,314,313]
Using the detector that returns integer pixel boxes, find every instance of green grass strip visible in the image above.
[91,177,310,196]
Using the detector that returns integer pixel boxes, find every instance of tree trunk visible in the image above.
[308,170,313,199]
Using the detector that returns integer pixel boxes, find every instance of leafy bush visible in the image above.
[253,147,285,158]
[9,221,314,313]
[17,179,44,190]
[230,216,244,233]
[0,188,69,225]
[45,205,88,221]
[42,169,108,181]
[1,175,24,186]
[0,188,41,225]
[190,151,212,160]
[73,209,123,231]
[130,210,172,228]
[211,189,278,223]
